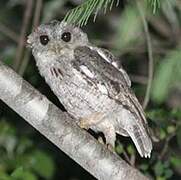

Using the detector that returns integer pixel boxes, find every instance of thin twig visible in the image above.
[13,0,34,71]
[123,150,131,163]
[18,49,31,76]
[19,0,43,76]
[130,153,136,167]
[159,133,175,160]
[0,22,19,43]
[32,0,43,29]
[136,1,154,109]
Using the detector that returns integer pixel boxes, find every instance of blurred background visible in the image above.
[0,0,181,179]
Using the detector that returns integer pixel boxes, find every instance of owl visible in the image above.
[27,20,152,158]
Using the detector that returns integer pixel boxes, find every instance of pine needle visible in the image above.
[149,0,161,14]
[63,0,118,27]
[64,0,161,26]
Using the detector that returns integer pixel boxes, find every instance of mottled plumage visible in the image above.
[27,20,152,158]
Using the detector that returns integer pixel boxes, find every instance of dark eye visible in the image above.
[40,35,49,45]
[61,32,71,42]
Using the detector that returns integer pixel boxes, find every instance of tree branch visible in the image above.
[0,61,149,180]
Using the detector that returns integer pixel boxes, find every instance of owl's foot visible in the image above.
[102,124,116,152]
[107,143,114,152]
[98,136,114,150]
[78,112,104,130]
[98,136,104,145]
[77,119,89,130]
[98,136,114,152]
[97,123,116,152]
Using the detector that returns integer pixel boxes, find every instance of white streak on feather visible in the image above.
[80,65,94,78]
[112,61,119,68]
[97,83,108,95]
[97,49,111,63]
[89,46,111,63]
[89,46,131,87]
[119,68,131,87]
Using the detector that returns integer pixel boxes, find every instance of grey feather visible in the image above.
[73,46,152,157]
[27,20,152,158]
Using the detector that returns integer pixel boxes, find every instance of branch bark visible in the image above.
[0,60,149,180]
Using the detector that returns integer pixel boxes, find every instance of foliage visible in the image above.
[148,0,161,13]
[64,0,118,26]
[64,0,161,26]
[0,121,55,180]
[0,0,181,179]
[114,1,144,51]
[152,48,181,104]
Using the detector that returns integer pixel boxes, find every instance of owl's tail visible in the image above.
[128,124,152,158]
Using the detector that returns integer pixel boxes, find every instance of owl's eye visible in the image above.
[61,32,71,42]
[40,35,49,45]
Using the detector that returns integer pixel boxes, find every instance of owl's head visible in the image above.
[27,20,89,57]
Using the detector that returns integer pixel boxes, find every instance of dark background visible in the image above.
[0,0,181,179]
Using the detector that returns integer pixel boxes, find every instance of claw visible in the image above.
[77,119,89,130]
[107,143,114,152]
[98,136,104,145]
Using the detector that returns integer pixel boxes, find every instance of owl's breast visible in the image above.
[53,68,116,120]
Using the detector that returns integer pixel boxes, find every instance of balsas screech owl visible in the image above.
[27,20,152,158]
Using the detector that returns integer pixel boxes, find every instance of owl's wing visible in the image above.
[73,46,148,123]
[91,47,131,87]
[73,46,152,157]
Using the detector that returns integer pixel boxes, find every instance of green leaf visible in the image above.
[146,109,170,129]
[171,108,181,119]
[156,177,166,180]
[16,137,33,155]
[152,48,181,103]
[170,156,181,168]
[127,145,135,155]
[115,4,142,50]
[0,172,11,180]
[11,167,37,180]
[164,169,173,178]
[163,161,170,168]
[115,142,124,154]
[146,109,168,120]
[139,164,149,171]
[153,161,164,176]
[0,121,17,155]
[159,129,166,140]
[31,150,55,179]
[166,125,176,134]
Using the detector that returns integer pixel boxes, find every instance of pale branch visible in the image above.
[0,61,149,180]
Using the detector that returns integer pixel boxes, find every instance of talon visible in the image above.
[98,136,104,145]
[78,119,89,130]
[107,144,114,152]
